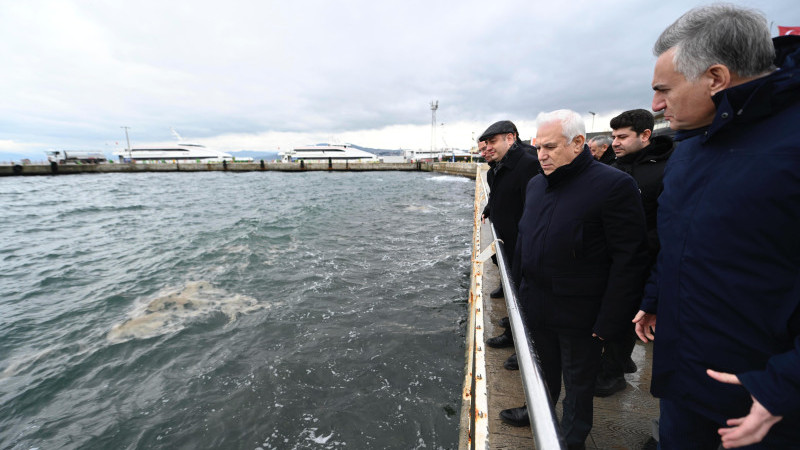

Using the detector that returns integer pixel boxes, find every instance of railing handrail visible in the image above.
[480,170,565,450]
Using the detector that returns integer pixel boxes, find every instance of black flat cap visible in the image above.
[478,120,518,142]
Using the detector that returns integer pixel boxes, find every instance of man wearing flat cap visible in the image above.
[481,120,540,293]
[481,119,540,308]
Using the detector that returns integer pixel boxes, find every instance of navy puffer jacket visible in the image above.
[641,36,800,434]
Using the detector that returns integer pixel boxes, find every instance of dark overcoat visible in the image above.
[482,142,540,264]
[612,135,674,268]
[515,147,648,338]
[640,36,800,435]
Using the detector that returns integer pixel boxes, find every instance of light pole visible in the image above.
[471,131,475,161]
[589,111,596,133]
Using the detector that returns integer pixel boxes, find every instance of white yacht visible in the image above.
[403,148,474,162]
[113,143,244,163]
[279,144,378,163]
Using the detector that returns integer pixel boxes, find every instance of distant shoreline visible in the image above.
[0,161,480,179]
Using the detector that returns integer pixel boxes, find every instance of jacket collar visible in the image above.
[543,145,594,189]
[675,127,709,142]
[705,36,800,142]
[494,141,525,173]
[616,135,675,165]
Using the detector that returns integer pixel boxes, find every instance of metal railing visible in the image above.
[480,171,565,450]
[460,165,490,450]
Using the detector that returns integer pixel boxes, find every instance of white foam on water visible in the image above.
[312,431,334,444]
[403,205,435,213]
[107,281,263,343]
[429,175,470,183]
[300,427,339,446]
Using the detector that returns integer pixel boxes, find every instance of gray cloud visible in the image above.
[1,0,797,155]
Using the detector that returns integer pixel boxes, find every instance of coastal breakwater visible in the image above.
[0,161,480,179]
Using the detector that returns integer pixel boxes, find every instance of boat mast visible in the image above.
[121,126,132,161]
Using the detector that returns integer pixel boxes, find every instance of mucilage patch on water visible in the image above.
[107,281,263,343]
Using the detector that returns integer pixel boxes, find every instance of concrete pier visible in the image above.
[0,161,480,178]
[461,167,659,449]
[478,247,659,449]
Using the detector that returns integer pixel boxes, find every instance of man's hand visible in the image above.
[632,310,656,342]
[481,213,486,224]
[706,369,783,448]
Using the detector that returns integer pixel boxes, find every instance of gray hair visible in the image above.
[536,110,585,143]
[589,135,612,148]
[654,4,775,81]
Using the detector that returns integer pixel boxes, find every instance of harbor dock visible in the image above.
[460,166,659,449]
[0,161,479,178]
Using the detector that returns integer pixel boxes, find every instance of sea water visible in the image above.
[0,171,472,449]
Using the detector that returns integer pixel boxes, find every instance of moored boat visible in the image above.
[113,144,251,163]
[279,144,378,163]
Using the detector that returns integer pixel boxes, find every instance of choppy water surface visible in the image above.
[0,171,472,449]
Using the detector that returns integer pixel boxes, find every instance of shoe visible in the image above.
[500,405,529,427]
[594,375,627,397]
[498,317,509,328]
[486,331,514,348]
[623,357,637,374]
[490,286,504,298]
[504,353,518,370]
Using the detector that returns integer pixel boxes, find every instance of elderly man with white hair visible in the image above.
[500,109,648,449]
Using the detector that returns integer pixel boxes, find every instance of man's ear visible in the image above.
[707,64,732,96]
[641,129,652,141]
[573,135,586,151]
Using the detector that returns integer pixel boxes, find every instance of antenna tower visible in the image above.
[430,100,438,154]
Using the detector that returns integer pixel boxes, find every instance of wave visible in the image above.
[56,204,147,219]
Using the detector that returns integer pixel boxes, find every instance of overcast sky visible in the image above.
[1,0,797,157]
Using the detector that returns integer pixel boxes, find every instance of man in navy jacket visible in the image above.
[634,5,800,448]
[501,109,648,449]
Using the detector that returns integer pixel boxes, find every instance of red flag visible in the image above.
[778,26,800,36]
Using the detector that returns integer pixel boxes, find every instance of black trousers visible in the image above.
[599,324,637,377]
[531,327,603,448]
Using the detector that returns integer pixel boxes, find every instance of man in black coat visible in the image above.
[479,120,541,293]
[501,110,648,450]
[479,121,541,352]
[594,109,674,397]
